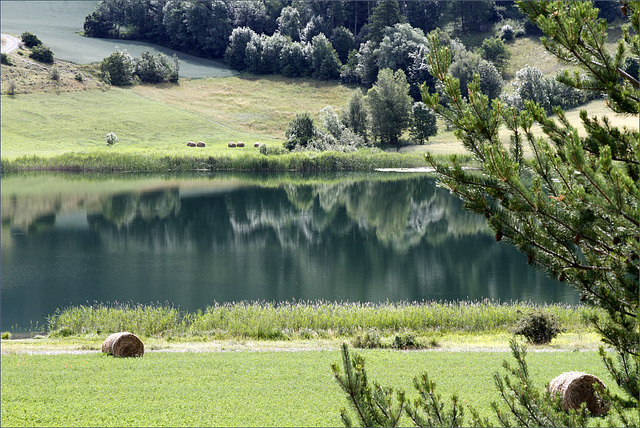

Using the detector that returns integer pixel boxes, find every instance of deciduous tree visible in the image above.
[366,68,412,147]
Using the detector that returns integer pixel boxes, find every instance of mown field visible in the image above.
[0,346,621,427]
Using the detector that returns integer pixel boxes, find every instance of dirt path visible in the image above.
[1,33,20,54]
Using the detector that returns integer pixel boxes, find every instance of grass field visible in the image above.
[3,75,636,162]
[131,75,357,138]
[0,88,276,157]
[0,347,621,427]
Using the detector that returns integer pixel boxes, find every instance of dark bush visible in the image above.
[29,45,54,63]
[352,329,382,349]
[392,333,419,349]
[1,53,12,66]
[21,31,41,48]
[513,311,564,344]
[500,24,515,41]
[285,112,315,150]
[100,50,134,86]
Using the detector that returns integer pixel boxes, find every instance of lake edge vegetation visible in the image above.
[43,300,600,344]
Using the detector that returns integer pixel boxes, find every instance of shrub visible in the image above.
[479,37,511,75]
[29,44,54,63]
[1,53,13,66]
[49,327,74,338]
[105,132,118,146]
[352,329,382,349]
[134,52,179,84]
[1,332,10,340]
[500,24,514,41]
[505,66,596,113]
[20,31,41,48]
[100,49,134,86]
[7,81,16,95]
[513,311,564,344]
[392,332,419,349]
[50,67,60,81]
[75,73,83,82]
[285,112,315,150]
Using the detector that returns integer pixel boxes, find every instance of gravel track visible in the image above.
[1,33,20,54]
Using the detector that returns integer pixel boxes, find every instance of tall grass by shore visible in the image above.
[47,300,602,340]
[0,149,434,172]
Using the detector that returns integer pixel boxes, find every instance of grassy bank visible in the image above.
[0,148,431,172]
[0,348,623,427]
[44,300,602,341]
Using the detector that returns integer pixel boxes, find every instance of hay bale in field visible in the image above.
[548,371,608,415]
[237,142,245,147]
[197,141,205,147]
[101,332,144,358]
[254,142,261,147]
[228,142,236,147]
[187,141,196,147]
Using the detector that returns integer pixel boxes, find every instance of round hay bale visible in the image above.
[548,371,608,415]
[228,142,236,147]
[101,332,144,358]
[187,141,196,147]
[197,141,205,147]
[254,142,261,147]
[237,142,245,147]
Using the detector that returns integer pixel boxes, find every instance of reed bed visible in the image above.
[1,150,431,173]
[47,300,602,340]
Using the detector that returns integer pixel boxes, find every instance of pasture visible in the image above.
[0,347,618,427]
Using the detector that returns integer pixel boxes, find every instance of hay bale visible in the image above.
[228,142,236,147]
[197,141,205,147]
[101,332,144,358]
[254,142,261,147]
[187,141,196,147]
[237,142,245,147]
[548,371,608,415]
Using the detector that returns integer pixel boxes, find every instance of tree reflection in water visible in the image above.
[0,172,578,331]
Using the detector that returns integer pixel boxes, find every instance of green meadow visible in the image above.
[0,347,619,427]
[0,88,276,159]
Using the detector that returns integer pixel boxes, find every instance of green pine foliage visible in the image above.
[421,0,638,416]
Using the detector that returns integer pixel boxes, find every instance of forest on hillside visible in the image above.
[82,1,635,148]
[83,1,626,87]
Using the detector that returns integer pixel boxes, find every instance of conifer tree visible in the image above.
[422,0,638,406]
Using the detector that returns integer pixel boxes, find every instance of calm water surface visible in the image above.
[1,172,579,331]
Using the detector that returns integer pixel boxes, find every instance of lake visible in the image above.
[0,172,579,332]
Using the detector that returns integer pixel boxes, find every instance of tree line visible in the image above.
[85,1,631,148]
